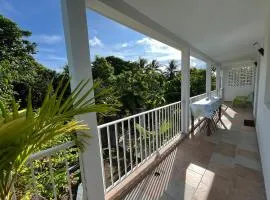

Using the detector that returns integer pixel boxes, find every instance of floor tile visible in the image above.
[235,148,259,161]
[215,142,236,157]
[235,155,261,171]
[209,153,234,167]
[166,180,196,200]
[192,182,229,200]
[234,164,264,183]
[159,192,175,200]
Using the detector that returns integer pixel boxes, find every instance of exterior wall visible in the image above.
[255,9,270,200]
[222,63,255,101]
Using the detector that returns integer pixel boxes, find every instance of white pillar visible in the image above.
[220,68,224,99]
[61,0,104,199]
[206,63,212,97]
[216,65,221,97]
[181,47,190,134]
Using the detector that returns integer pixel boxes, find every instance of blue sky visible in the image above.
[0,0,206,72]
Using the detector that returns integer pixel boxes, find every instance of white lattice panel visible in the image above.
[227,65,254,87]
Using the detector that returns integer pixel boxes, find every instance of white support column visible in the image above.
[216,65,221,97]
[220,68,224,99]
[206,63,212,97]
[61,0,104,199]
[181,47,190,134]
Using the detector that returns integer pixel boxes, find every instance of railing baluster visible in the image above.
[134,117,138,167]
[144,114,147,159]
[128,119,133,171]
[178,103,180,134]
[174,104,176,137]
[107,126,114,185]
[148,112,151,155]
[98,129,106,193]
[161,108,164,146]
[158,109,161,148]
[29,161,38,197]
[122,121,127,176]
[151,111,155,152]
[139,116,143,162]
[167,107,172,138]
[48,156,57,200]
[155,110,159,152]
[64,150,73,199]
[165,107,167,143]
[114,124,121,180]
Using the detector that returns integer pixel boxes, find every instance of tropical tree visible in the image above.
[105,56,134,75]
[165,60,178,80]
[0,15,60,109]
[148,59,161,71]
[137,57,148,69]
[0,78,116,200]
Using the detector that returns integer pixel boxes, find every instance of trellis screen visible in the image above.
[227,65,255,87]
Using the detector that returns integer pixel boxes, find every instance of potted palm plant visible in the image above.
[0,78,116,200]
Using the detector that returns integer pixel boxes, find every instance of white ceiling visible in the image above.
[123,0,266,63]
[89,0,267,63]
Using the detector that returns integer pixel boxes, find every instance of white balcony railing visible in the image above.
[11,92,214,199]
[98,100,181,193]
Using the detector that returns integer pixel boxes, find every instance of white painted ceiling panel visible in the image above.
[120,0,266,62]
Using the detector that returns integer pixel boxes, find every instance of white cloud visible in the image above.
[88,36,205,69]
[48,55,66,61]
[89,36,103,47]
[33,35,63,45]
[121,43,128,48]
[136,37,181,62]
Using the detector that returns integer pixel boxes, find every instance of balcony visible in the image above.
[4,0,270,199]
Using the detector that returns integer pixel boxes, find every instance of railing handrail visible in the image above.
[98,101,181,128]
[27,141,75,162]
[98,92,214,129]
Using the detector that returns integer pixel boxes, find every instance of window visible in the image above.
[227,65,255,87]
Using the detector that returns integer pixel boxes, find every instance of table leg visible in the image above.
[218,106,222,121]
[191,113,195,134]
[207,118,211,136]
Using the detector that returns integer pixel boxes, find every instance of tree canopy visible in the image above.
[0,14,216,121]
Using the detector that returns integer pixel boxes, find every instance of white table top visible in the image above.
[192,96,221,105]
[190,96,222,118]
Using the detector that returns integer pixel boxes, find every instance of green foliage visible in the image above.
[0,78,117,199]
[232,96,251,108]
[164,73,182,103]
[0,15,36,60]
[190,68,206,97]
[105,56,135,75]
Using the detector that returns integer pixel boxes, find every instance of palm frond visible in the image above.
[0,77,118,199]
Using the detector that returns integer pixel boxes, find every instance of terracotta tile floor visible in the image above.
[123,102,266,200]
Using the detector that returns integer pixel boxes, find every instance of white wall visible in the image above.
[222,63,255,101]
[255,9,270,200]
